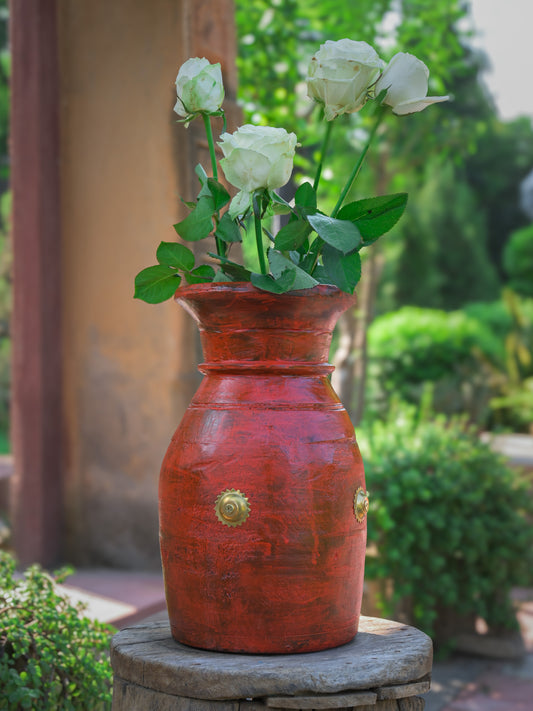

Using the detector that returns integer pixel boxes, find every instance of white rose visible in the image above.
[219,125,297,215]
[307,39,385,121]
[375,52,450,115]
[174,57,224,117]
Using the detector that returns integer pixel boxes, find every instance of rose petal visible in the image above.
[392,95,450,115]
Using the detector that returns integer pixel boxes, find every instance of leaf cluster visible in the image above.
[0,552,113,710]
[134,159,407,302]
[368,305,502,389]
[503,223,533,299]
[366,305,503,423]
[360,400,533,640]
[471,291,533,432]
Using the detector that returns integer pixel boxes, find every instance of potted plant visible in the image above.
[134,40,448,654]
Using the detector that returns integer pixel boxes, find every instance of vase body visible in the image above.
[159,283,367,653]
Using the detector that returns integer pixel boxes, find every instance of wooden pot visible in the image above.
[159,282,367,653]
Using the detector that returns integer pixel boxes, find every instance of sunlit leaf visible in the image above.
[307,213,361,254]
[134,265,181,303]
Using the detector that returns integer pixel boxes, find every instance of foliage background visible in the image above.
[234,0,533,431]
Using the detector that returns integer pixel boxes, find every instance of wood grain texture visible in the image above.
[113,677,240,711]
[377,681,431,700]
[265,691,377,708]
[112,680,426,710]
[398,698,425,710]
[110,616,433,701]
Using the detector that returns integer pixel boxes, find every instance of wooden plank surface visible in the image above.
[110,616,432,701]
[377,681,431,700]
[265,691,377,708]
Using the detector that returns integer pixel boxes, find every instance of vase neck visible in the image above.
[176,283,356,374]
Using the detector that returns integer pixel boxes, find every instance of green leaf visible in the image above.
[268,249,318,290]
[156,241,195,271]
[251,270,296,293]
[195,164,213,200]
[207,252,252,281]
[274,219,310,251]
[322,244,362,294]
[195,163,208,185]
[270,202,292,216]
[134,265,181,303]
[307,213,361,254]
[312,265,332,284]
[213,268,234,282]
[269,190,293,213]
[207,178,231,210]
[299,237,321,272]
[337,193,408,244]
[174,196,214,241]
[184,265,216,284]
[294,182,317,213]
[215,211,242,243]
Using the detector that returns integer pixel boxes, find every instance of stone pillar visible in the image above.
[58,0,238,567]
[10,0,238,568]
[10,0,63,567]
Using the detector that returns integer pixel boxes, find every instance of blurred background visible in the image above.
[0,0,532,653]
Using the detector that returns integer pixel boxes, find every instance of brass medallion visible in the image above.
[215,489,251,527]
[354,486,369,523]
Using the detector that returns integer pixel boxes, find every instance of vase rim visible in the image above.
[175,281,353,301]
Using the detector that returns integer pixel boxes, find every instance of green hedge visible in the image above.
[360,401,533,643]
[504,224,533,298]
[367,306,501,422]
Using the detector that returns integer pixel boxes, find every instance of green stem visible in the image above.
[312,119,334,193]
[331,106,385,218]
[253,193,268,275]
[202,113,225,258]
[202,113,218,180]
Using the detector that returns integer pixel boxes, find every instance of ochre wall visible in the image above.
[57,0,202,567]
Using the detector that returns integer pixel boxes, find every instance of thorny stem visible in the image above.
[312,118,334,193]
[202,113,225,258]
[202,113,218,180]
[331,106,385,218]
[253,192,268,275]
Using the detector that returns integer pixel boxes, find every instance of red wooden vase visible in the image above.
[159,282,368,653]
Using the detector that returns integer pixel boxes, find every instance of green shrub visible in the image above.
[465,296,533,341]
[392,160,500,310]
[504,224,533,297]
[0,552,114,710]
[367,306,501,422]
[360,400,533,643]
[466,292,533,432]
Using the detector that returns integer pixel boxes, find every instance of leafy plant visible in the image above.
[0,552,113,710]
[360,399,533,643]
[392,160,500,310]
[503,223,533,298]
[472,290,533,432]
[366,306,501,422]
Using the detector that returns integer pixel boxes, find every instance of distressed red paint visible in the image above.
[159,283,366,653]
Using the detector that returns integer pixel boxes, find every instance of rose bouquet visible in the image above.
[134,40,448,302]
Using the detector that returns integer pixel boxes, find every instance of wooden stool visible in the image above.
[110,616,433,710]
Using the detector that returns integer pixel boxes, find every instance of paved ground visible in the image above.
[423,594,533,710]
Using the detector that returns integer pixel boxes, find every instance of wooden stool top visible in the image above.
[111,616,433,703]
